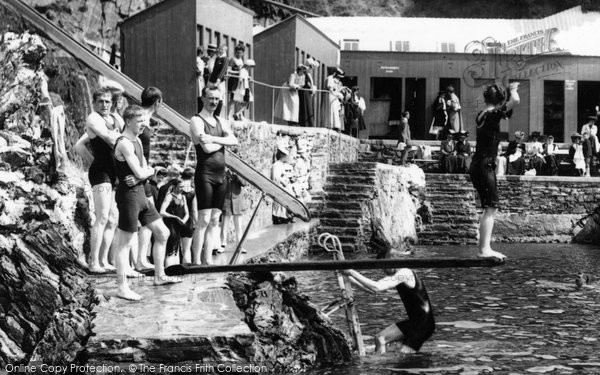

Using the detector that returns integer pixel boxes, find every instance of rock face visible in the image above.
[310,162,426,252]
[227,270,352,372]
[0,31,96,367]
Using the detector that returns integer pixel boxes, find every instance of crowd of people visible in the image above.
[196,43,255,121]
[74,74,323,301]
[276,65,366,137]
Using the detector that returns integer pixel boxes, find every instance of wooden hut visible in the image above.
[253,15,340,125]
[121,0,254,118]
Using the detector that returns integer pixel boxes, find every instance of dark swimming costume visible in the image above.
[470,106,510,209]
[88,114,119,187]
[113,136,161,232]
[181,189,196,238]
[164,193,187,256]
[139,125,153,197]
[395,270,435,351]
[194,115,227,210]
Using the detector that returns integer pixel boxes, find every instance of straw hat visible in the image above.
[244,59,256,67]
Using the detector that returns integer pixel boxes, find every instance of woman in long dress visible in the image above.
[298,59,318,127]
[322,68,344,130]
[280,65,306,125]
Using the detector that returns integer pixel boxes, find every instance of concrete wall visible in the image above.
[150,121,360,235]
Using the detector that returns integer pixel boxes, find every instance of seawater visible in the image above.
[298,243,600,374]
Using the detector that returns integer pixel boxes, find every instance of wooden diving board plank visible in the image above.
[139,257,506,276]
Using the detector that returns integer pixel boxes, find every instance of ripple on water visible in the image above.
[301,243,600,374]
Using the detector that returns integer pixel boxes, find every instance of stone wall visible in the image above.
[494,176,600,243]
[151,123,361,233]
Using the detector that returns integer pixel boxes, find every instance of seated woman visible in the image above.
[455,131,472,173]
[542,135,559,176]
[440,130,458,173]
[526,131,545,175]
[506,131,526,175]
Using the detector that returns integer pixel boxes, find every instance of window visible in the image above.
[232,38,237,51]
[394,41,410,52]
[440,42,455,53]
[215,32,221,46]
[342,39,359,51]
[224,35,229,51]
[371,77,402,100]
[197,25,204,47]
[206,28,212,44]
[246,43,251,58]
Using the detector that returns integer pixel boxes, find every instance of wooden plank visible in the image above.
[4,0,310,222]
[139,257,506,276]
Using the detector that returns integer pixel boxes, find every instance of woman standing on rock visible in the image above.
[469,82,520,260]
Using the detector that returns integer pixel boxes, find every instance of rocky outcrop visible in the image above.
[310,162,426,252]
[227,271,352,372]
[0,31,96,367]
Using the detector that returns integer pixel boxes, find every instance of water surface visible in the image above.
[298,243,600,374]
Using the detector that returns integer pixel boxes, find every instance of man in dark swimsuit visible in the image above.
[112,105,181,301]
[469,82,519,260]
[343,248,435,354]
[74,88,121,273]
[190,86,239,265]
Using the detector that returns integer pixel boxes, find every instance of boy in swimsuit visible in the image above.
[112,105,180,300]
[342,248,435,355]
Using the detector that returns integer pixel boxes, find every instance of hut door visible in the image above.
[405,78,426,139]
[544,81,565,142]
[577,81,600,131]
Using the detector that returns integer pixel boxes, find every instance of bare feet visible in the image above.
[477,248,507,260]
[101,262,117,272]
[135,261,154,271]
[88,263,106,274]
[116,286,143,301]
[125,269,143,278]
[153,275,182,286]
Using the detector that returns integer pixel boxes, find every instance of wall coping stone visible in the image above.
[498,175,600,183]
[234,121,359,142]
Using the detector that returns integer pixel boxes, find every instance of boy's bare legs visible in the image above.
[100,197,118,271]
[374,323,405,355]
[146,219,181,285]
[135,226,155,270]
[114,228,142,301]
[203,209,222,262]
[89,183,112,273]
[477,207,506,259]
[181,237,193,264]
[192,209,211,265]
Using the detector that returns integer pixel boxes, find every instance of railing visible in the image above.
[249,79,330,125]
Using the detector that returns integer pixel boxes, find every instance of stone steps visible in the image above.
[420,173,479,245]
[312,162,379,253]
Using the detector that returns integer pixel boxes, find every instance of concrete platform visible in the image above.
[86,219,318,365]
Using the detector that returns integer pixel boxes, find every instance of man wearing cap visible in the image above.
[208,45,230,116]
[204,43,217,86]
[581,115,599,174]
[190,86,239,265]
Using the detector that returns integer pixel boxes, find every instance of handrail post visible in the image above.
[229,193,265,265]
[271,87,275,125]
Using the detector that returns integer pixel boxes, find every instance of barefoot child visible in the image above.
[112,105,180,300]
[342,248,435,355]
[469,82,520,260]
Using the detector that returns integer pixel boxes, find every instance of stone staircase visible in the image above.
[419,173,479,245]
[309,162,379,253]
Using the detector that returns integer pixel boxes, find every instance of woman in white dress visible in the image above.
[280,65,306,124]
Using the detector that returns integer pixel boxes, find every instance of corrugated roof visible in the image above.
[307,6,600,56]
